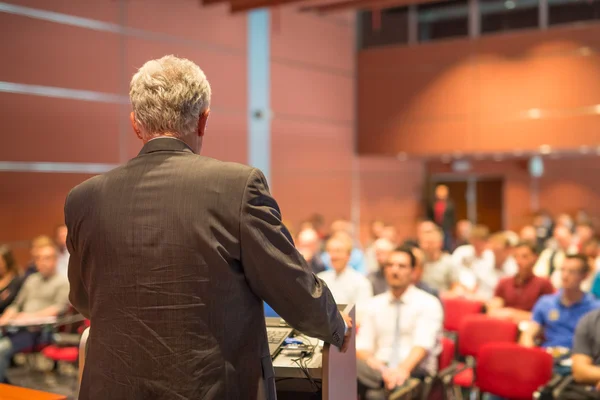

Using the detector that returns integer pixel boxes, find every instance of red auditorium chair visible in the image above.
[41,319,90,371]
[475,343,553,400]
[441,298,484,334]
[420,337,457,400]
[446,315,519,398]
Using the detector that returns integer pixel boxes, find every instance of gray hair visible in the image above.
[129,55,211,138]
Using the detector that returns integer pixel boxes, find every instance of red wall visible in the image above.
[358,24,600,156]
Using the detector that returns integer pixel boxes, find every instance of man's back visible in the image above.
[66,139,345,400]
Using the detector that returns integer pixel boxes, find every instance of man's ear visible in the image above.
[198,109,210,137]
[130,112,143,140]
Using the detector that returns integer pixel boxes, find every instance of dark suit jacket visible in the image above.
[426,199,456,232]
[65,138,345,400]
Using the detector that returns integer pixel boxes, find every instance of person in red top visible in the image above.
[487,241,554,323]
[426,184,455,252]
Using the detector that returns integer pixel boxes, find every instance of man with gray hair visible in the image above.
[65,55,351,400]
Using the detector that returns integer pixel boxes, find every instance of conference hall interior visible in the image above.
[1,0,600,399]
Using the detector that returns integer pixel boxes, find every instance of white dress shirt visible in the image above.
[534,245,576,288]
[452,245,493,290]
[472,256,516,300]
[356,286,443,375]
[57,248,70,278]
[317,267,373,306]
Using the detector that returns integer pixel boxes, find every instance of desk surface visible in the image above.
[0,384,66,400]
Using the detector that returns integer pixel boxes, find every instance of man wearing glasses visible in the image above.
[356,246,443,399]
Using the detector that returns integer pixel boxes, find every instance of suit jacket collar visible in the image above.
[138,137,194,156]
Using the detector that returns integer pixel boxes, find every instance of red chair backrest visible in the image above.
[458,315,518,357]
[439,337,455,370]
[476,343,553,400]
[442,298,483,332]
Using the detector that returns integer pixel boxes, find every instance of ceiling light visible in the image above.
[593,104,600,114]
[579,47,592,57]
[504,0,516,9]
[540,144,552,155]
[527,108,542,119]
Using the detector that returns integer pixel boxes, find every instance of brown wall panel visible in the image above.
[359,24,600,156]
[125,0,246,50]
[271,63,354,122]
[358,158,424,243]
[0,93,120,163]
[0,14,121,93]
[5,0,121,22]
[271,8,354,72]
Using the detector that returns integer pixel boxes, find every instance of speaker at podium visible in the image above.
[264,303,357,400]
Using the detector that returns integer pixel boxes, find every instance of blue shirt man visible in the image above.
[521,254,600,350]
[532,291,600,348]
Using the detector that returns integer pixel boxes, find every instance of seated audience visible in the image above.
[534,225,577,289]
[521,255,600,349]
[0,246,23,314]
[317,233,373,305]
[520,225,540,250]
[367,238,396,295]
[420,227,460,295]
[487,241,554,322]
[409,246,440,300]
[471,232,517,301]
[356,246,443,399]
[582,238,599,293]
[23,235,55,278]
[296,228,326,274]
[320,219,366,274]
[0,244,69,382]
[574,221,595,252]
[453,219,472,250]
[55,224,70,277]
[452,225,491,292]
[569,308,600,395]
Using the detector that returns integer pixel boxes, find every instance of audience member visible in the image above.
[317,233,372,305]
[320,220,366,274]
[581,239,599,293]
[367,238,396,295]
[535,225,577,288]
[575,222,595,252]
[368,220,386,245]
[521,255,599,349]
[296,228,326,274]
[0,244,69,383]
[556,213,575,233]
[365,221,390,274]
[420,227,459,295]
[23,235,54,278]
[568,308,600,396]
[55,224,70,277]
[0,246,23,314]
[381,225,399,246]
[533,210,554,249]
[426,184,455,251]
[520,225,538,245]
[356,246,443,399]
[410,246,440,300]
[454,219,472,250]
[452,225,491,293]
[471,232,517,300]
[487,242,554,322]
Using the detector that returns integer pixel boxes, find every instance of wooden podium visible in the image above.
[274,304,357,400]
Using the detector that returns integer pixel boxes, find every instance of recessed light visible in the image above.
[396,152,408,161]
[593,105,600,114]
[527,108,542,119]
[540,144,552,155]
[579,47,592,56]
[504,0,516,9]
